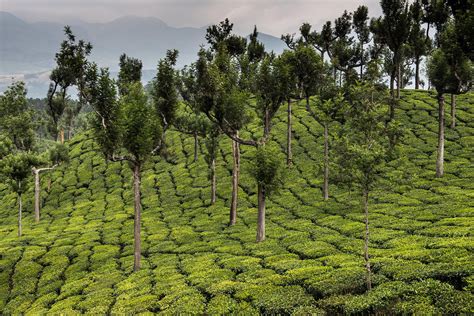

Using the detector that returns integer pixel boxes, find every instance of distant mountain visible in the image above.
[0,12,286,97]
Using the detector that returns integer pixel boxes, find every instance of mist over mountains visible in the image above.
[0,11,286,98]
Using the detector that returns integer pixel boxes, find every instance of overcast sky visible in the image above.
[1,0,382,36]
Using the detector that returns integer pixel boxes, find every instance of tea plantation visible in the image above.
[0,90,473,314]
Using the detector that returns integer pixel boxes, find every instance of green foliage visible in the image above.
[249,144,285,195]
[0,152,41,194]
[152,49,179,129]
[89,68,121,158]
[47,26,92,139]
[0,81,35,151]
[49,143,69,165]
[117,53,142,96]
[335,82,400,191]
[120,82,161,163]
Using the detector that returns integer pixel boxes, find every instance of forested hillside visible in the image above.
[0,90,472,314]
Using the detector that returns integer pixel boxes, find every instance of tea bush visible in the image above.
[0,90,472,313]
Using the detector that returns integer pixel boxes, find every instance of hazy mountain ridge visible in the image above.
[0,12,286,97]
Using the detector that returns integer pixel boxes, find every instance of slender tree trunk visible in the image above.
[396,63,401,99]
[389,67,396,99]
[451,94,456,129]
[133,162,142,271]
[415,57,420,90]
[211,157,216,205]
[68,122,73,140]
[193,132,198,162]
[53,123,59,143]
[436,94,445,177]
[264,109,270,138]
[34,169,40,223]
[363,188,372,290]
[230,134,240,226]
[256,184,266,242]
[323,123,329,201]
[287,99,292,166]
[60,129,64,144]
[18,190,22,237]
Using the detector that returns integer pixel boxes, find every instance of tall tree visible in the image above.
[151,50,180,156]
[427,22,472,177]
[0,81,35,151]
[409,1,432,90]
[199,20,253,226]
[292,44,325,110]
[91,67,161,271]
[32,144,69,223]
[0,151,41,237]
[249,144,285,242]
[421,0,450,47]
[275,50,298,166]
[353,6,371,78]
[177,64,215,163]
[371,0,412,99]
[335,82,401,290]
[47,26,92,141]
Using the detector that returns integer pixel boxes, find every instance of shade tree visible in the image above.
[408,1,432,90]
[427,22,472,177]
[335,82,402,290]
[197,20,255,226]
[249,144,285,242]
[270,50,298,166]
[47,26,92,141]
[0,150,41,237]
[371,0,412,99]
[0,81,35,151]
[90,66,161,271]
[31,143,69,223]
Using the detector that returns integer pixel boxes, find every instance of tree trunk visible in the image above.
[287,100,292,166]
[18,191,22,238]
[396,63,401,99]
[451,94,456,129]
[34,169,40,223]
[389,70,395,98]
[323,123,329,201]
[436,94,445,177]
[193,132,198,162]
[68,123,73,140]
[60,129,64,144]
[256,184,266,242]
[363,188,372,290]
[230,135,240,226]
[264,108,270,138]
[415,57,420,90]
[133,162,142,271]
[211,157,216,205]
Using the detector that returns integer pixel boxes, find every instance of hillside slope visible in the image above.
[0,90,473,314]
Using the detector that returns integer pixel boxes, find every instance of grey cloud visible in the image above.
[1,0,382,36]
